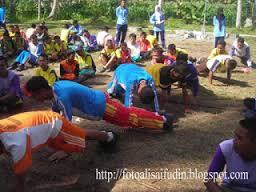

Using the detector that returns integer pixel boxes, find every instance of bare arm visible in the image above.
[208,71,214,85]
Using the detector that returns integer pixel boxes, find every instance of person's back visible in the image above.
[52,80,106,121]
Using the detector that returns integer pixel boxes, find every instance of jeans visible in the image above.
[214,36,225,48]
[155,31,165,48]
[116,24,128,46]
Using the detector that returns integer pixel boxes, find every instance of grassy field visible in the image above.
[0,23,255,192]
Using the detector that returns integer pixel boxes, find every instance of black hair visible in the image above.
[176,53,188,62]
[152,47,163,54]
[139,85,155,104]
[31,23,36,28]
[53,35,60,40]
[226,59,237,70]
[129,33,136,39]
[217,40,226,47]
[30,34,37,40]
[237,37,245,44]
[26,76,51,93]
[64,24,70,29]
[103,26,109,31]
[140,31,147,37]
[244,98,255,111]
[73,20,78,25]
[173,61,189,76]
[38,54,49,60]
[239,118,256,140]
[149,30,154,35]
[168,44,176,50]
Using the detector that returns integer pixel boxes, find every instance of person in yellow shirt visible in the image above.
[208,40,227,60]
[60,24,70,43]
[35,54,58,86]
[43,36,58,61]
[147,30,158,48]
[53,35,67,60]
[99,39,117,72]
[163,44,188,59]
[8,25,15,38]
[75,47,96,79]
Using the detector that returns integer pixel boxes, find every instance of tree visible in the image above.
[159,0,163,7]
[236,0,242,28]
[48,0,58,18]
[38,0,41,20]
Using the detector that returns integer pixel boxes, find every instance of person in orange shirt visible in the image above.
[60,49,80,82]
[137,31,151,59]
[0,110,117,192]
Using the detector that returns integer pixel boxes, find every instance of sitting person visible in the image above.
[0,56,23,112]
[107,63,160,112]
[116,42,131,64]
[8,24,15,38]
[60,49,80,82]
[35,25,45,43]
[60,24,70,43]
[25,23,36,41]
[24,76,175,131]
[205,118,256,192]
[53,35,67,60]
[69,34,84,50]
[127,33,141,62]
[146,62,189,111]
[0,110,117,192]
[97,26,110,49]
[43,36,58,61]
[99,38,117,72]
[137,31,151,59]
[69,19,84,36]
[208,40,228,60]
[243,97,256,119]
[12,31,27,55]
[147,30,158,48]
[163,43,188,59]
[151,47,176,66]
[206,55,237,85]
[12,34,44,71]
[1,31,16,58]
[35,54,58,86]
[230,37,252,69]
[75,47,96,79]
[81,30,98,52]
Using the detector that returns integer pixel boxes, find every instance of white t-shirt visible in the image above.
[97,31,109,46]
[207,55,232,72]
[26,28,36,40]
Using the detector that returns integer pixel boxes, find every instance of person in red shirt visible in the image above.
[137,31,151,60]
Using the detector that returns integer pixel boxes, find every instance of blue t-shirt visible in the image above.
[107,64,159,112]
[150,13,165,32]
[213,16,226,37]
[116,6,128,25]
[0,7,6,24]
[52,81,106,121]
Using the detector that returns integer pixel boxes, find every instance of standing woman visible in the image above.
[213,8,226,48]
[150,5,165,48]
[116,0,128,47]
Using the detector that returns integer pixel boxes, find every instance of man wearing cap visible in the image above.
[24,77,175,131]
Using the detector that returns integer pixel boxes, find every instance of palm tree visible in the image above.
[236,0,242,28]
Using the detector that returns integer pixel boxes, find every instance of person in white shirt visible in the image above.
[230,37,252,68]
[25,23,36,41]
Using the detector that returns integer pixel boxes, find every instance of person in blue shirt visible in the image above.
[0,6,6,25]
[116,0,128,47]
[107,64,160,112]
[213,8,226,48]
[69,20,84,36]
[150,5,165,48]
[24,76,175,131]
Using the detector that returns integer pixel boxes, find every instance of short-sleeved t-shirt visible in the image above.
[207,55,232,72]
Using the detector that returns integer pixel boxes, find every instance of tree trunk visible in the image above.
[158,0,163,7]
[38,0,41,20]
[236,0,242,28]
[48,0,58,19]
[10,0,16,18]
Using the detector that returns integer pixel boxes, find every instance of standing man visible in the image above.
[116,0,128,47]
